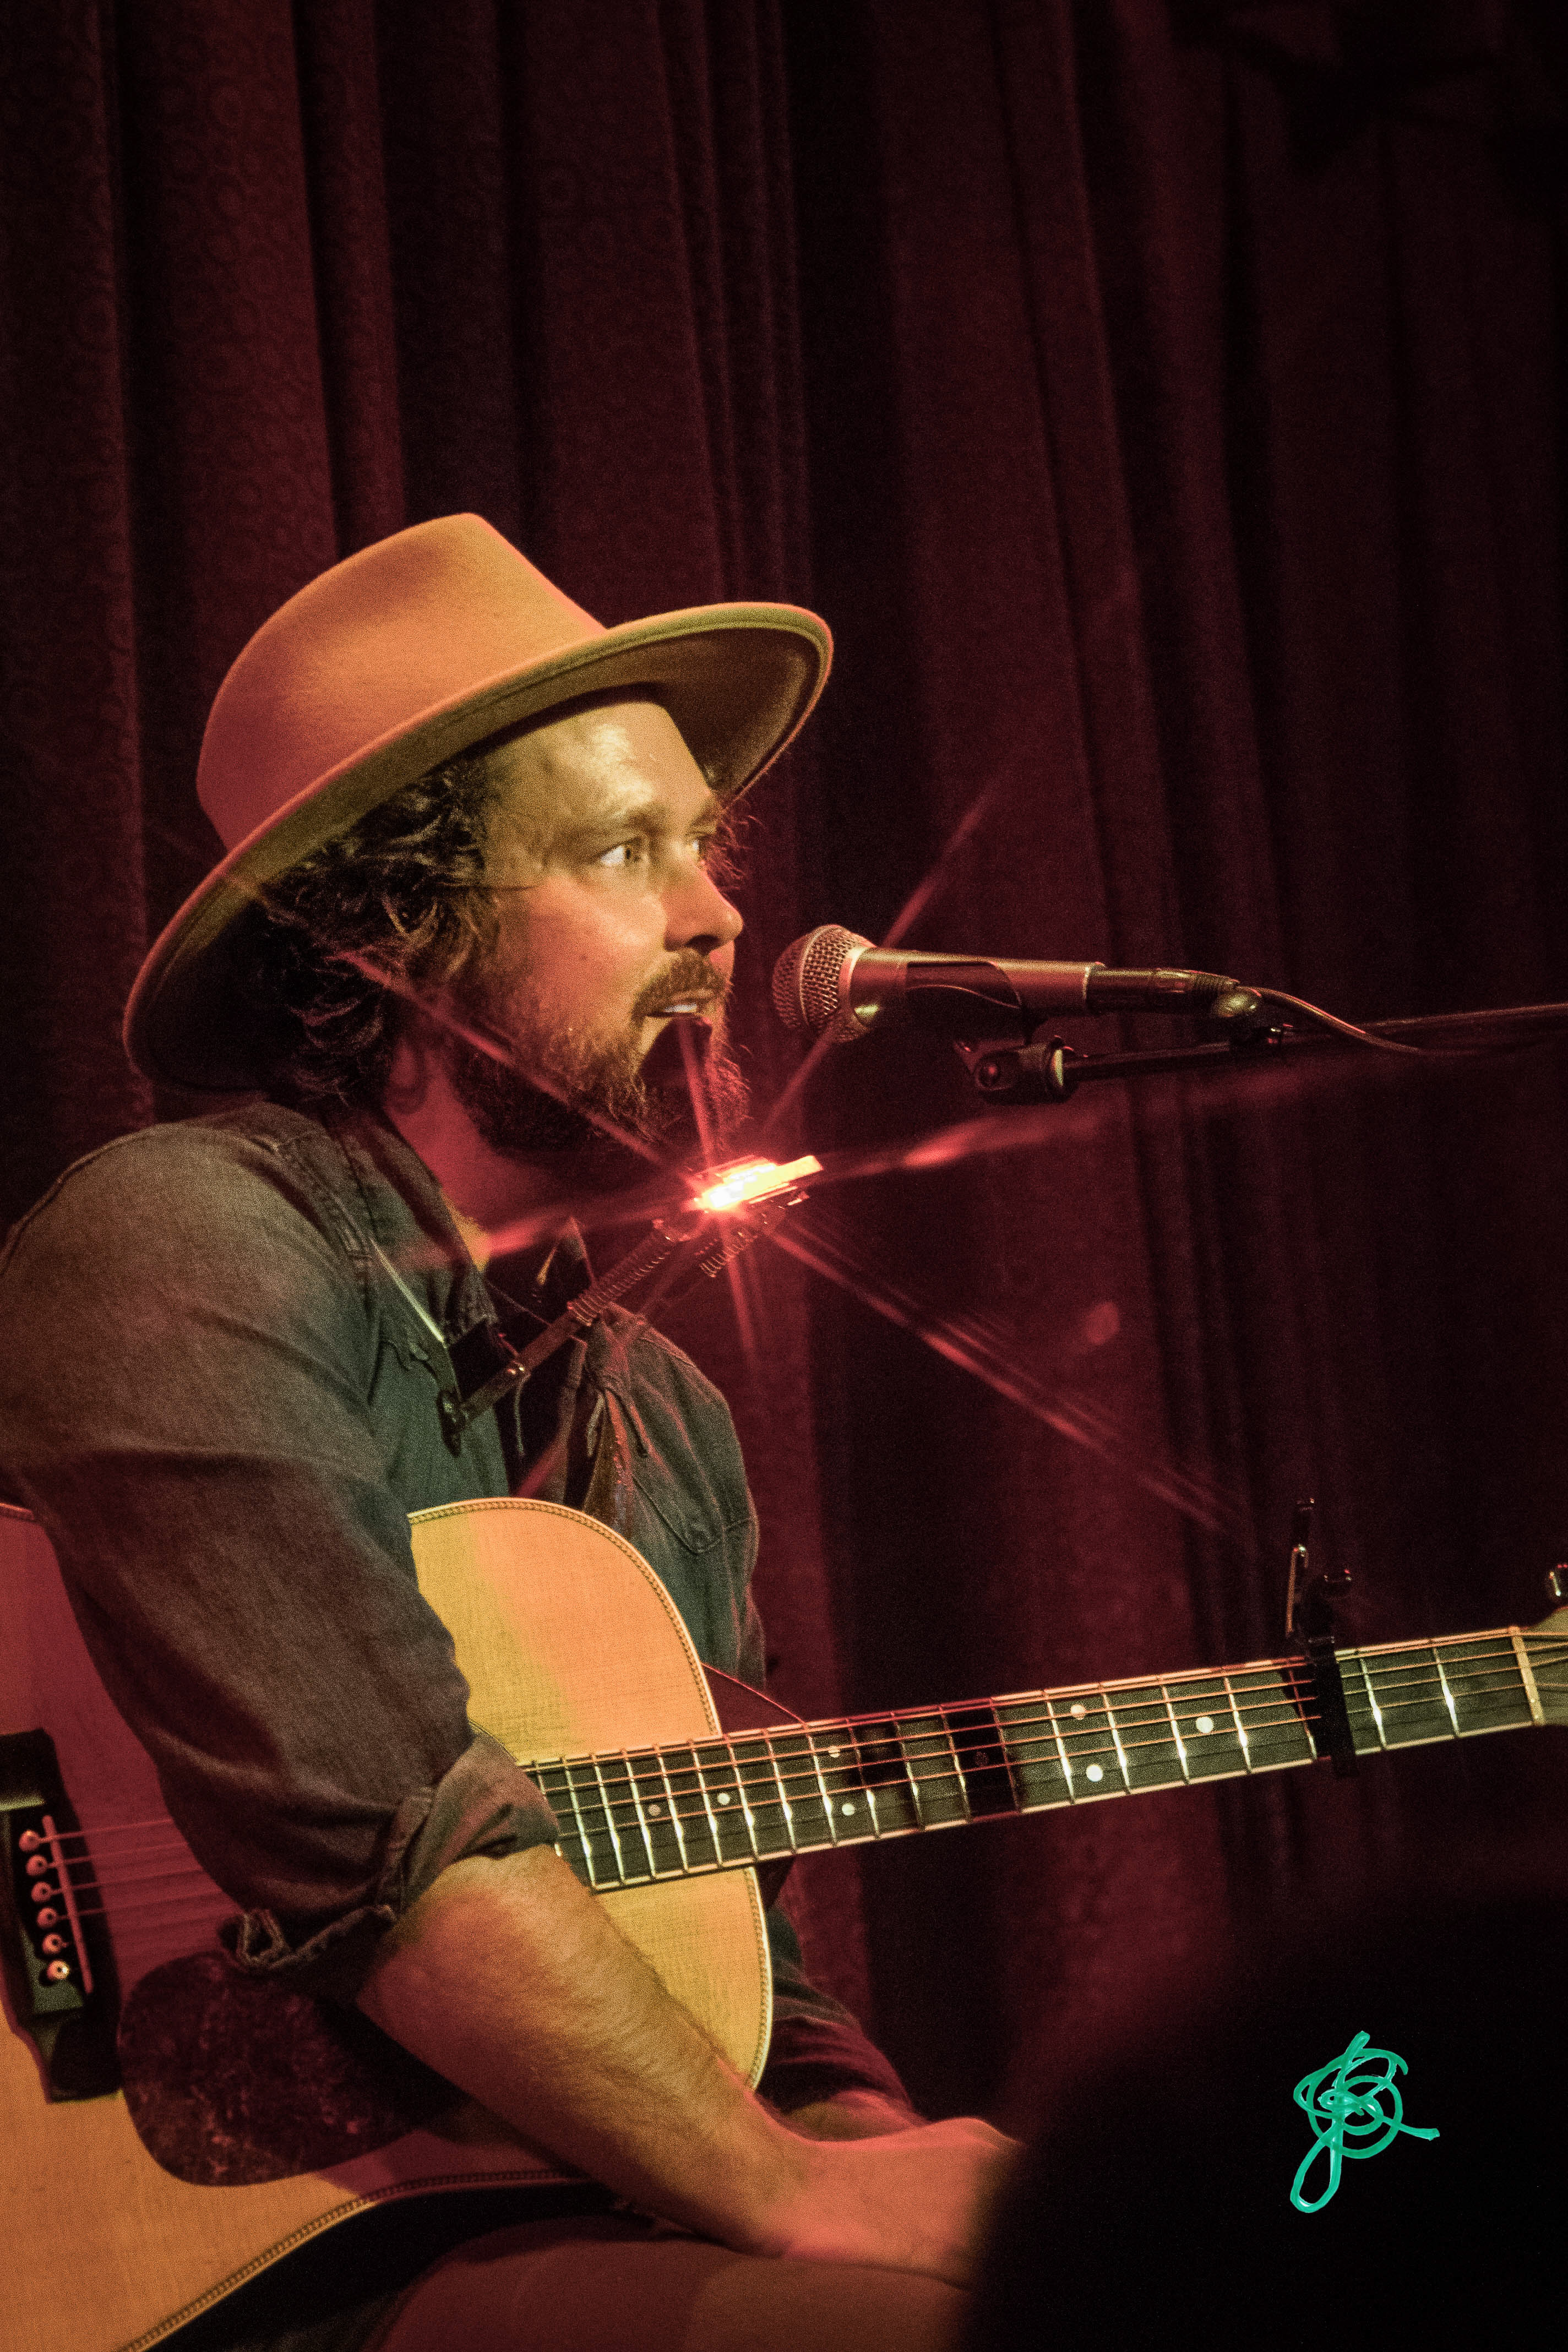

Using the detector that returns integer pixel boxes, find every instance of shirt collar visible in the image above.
[323,1104,593,1348]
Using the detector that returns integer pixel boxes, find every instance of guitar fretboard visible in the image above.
[530,1629,1565,1892]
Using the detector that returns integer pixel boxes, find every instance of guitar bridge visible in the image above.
[0,1730,121,2099]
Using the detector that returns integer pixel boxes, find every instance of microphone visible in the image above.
[771,926,1255,1044]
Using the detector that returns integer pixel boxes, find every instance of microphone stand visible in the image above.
[950,1000,1568,1107]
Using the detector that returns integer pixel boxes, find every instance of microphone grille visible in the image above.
[771,925,875,1043]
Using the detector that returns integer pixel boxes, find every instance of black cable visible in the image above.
[1250,986,1507,1058]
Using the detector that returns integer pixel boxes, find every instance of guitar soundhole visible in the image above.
[118,1954,460,2185]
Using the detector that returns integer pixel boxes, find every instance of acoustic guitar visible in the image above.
[3,1493,1564,2352]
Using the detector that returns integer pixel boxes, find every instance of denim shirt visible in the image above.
[0,1101,905,2112]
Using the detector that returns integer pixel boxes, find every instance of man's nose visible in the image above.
[666,863,743,955]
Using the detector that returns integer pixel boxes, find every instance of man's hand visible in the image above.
[781,2090,922,2141]
[358,1843,1016,2286]
[755,2115,1020,2287]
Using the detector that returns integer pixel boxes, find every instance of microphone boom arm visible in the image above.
[959,1001,1568,1106]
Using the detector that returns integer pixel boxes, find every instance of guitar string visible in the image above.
[25,1643,1557,1882]
[538,1661,1547,1825]
[28,1633,1550,1870]
[32,1655,1558,1929]
[21,1645,1522,1889]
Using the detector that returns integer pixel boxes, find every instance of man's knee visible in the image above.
[373,2215,968,2352]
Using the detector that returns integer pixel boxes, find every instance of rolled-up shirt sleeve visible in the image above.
[0,1122,560,2000]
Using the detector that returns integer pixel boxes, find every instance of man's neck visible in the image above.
[380,1036,569,1273]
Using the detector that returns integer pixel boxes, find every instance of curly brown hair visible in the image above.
[231,749,500,1106]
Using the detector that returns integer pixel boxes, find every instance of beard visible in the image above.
[440,948,751,1197]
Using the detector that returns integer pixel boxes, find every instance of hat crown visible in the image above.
[199,516,604,851]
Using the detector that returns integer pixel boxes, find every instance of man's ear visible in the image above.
[380,990,451,1112]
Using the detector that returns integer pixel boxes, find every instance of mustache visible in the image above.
[631,952,731,1023]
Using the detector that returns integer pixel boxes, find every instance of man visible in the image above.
[0,517,1012,2351]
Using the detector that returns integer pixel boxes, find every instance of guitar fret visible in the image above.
[898,1720,929,1826]
[834,1732,869,1837]
[535,1765,575,1868]
[1510,1629,1545,1727]
[627,1752,679,1875]
[846,1717,923,1836]
[524,1625,1564,1899]
[692,1747,727,1859]
[616,1748,658,1880]
[611,1749,655,1882]
[1100,1687,1131,1790]
[728,1737,785,1856]
[1351,1651,1388,1749]
[659,1744,718,1870]
[939,1711,974,1820]
[588,1755,628,1886]
[1218,1664,1313,1770]
[761,1729,798,1848]
[1219,1674,1252,1771]
[731,1741,763,1861]
[654,1746,690,1870]
[559,1766,598,1888]
[1159,1684,1191,1783]
[700,1745,736,1854]
[865,1722,926,1825]
[950,1705,1022,1814]
[1041,1694,1077,1799]
[554,1768,597,1891]
[807,1732,843,1843]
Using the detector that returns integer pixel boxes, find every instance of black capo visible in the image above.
[1284,1498,1358,1779]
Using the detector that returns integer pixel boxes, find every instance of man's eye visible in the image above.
[596,840,641,869]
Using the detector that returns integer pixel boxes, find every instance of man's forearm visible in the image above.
[356,1843,1016,2285]
[357,1843,807,2243]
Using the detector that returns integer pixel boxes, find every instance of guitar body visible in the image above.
[7,1490,1560,2352]
[0,1498,771,2352]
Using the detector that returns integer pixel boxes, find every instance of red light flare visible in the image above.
[674,1013,764,1369]
[330,946,715,1272]
[335,944,670,1166]
[878,770,1010,951]
[763,768,1010,1141]
[769,1204,1249,1541]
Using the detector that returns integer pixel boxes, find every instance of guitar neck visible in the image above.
[535,1626,1568,1893]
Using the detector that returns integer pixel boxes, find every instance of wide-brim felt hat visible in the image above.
[123,514,832,1092]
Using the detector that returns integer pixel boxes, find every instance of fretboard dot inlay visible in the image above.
[716,1793,731,1806]
[1070,1703,1087,1719]
[1195,1715,1215,1735]
[1085,1763,1104,1782]
[648,1803,662,1815]
[841,1801,856,1816]
[827,1746,840,1758]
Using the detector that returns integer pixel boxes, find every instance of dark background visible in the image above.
[4,0,1567,2132]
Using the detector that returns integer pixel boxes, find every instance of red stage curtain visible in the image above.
[2,0,1566,2127]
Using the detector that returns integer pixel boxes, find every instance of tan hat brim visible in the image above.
[124,602,828,1093]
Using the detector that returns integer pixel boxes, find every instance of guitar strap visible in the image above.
[436,1216,704,1452]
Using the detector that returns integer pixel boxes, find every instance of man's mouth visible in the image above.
[643,992,723,1020]
[636,956,729,1025]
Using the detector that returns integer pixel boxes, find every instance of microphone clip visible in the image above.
[955,987,1273,1106]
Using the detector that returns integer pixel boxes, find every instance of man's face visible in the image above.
[440,694,748,1179]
